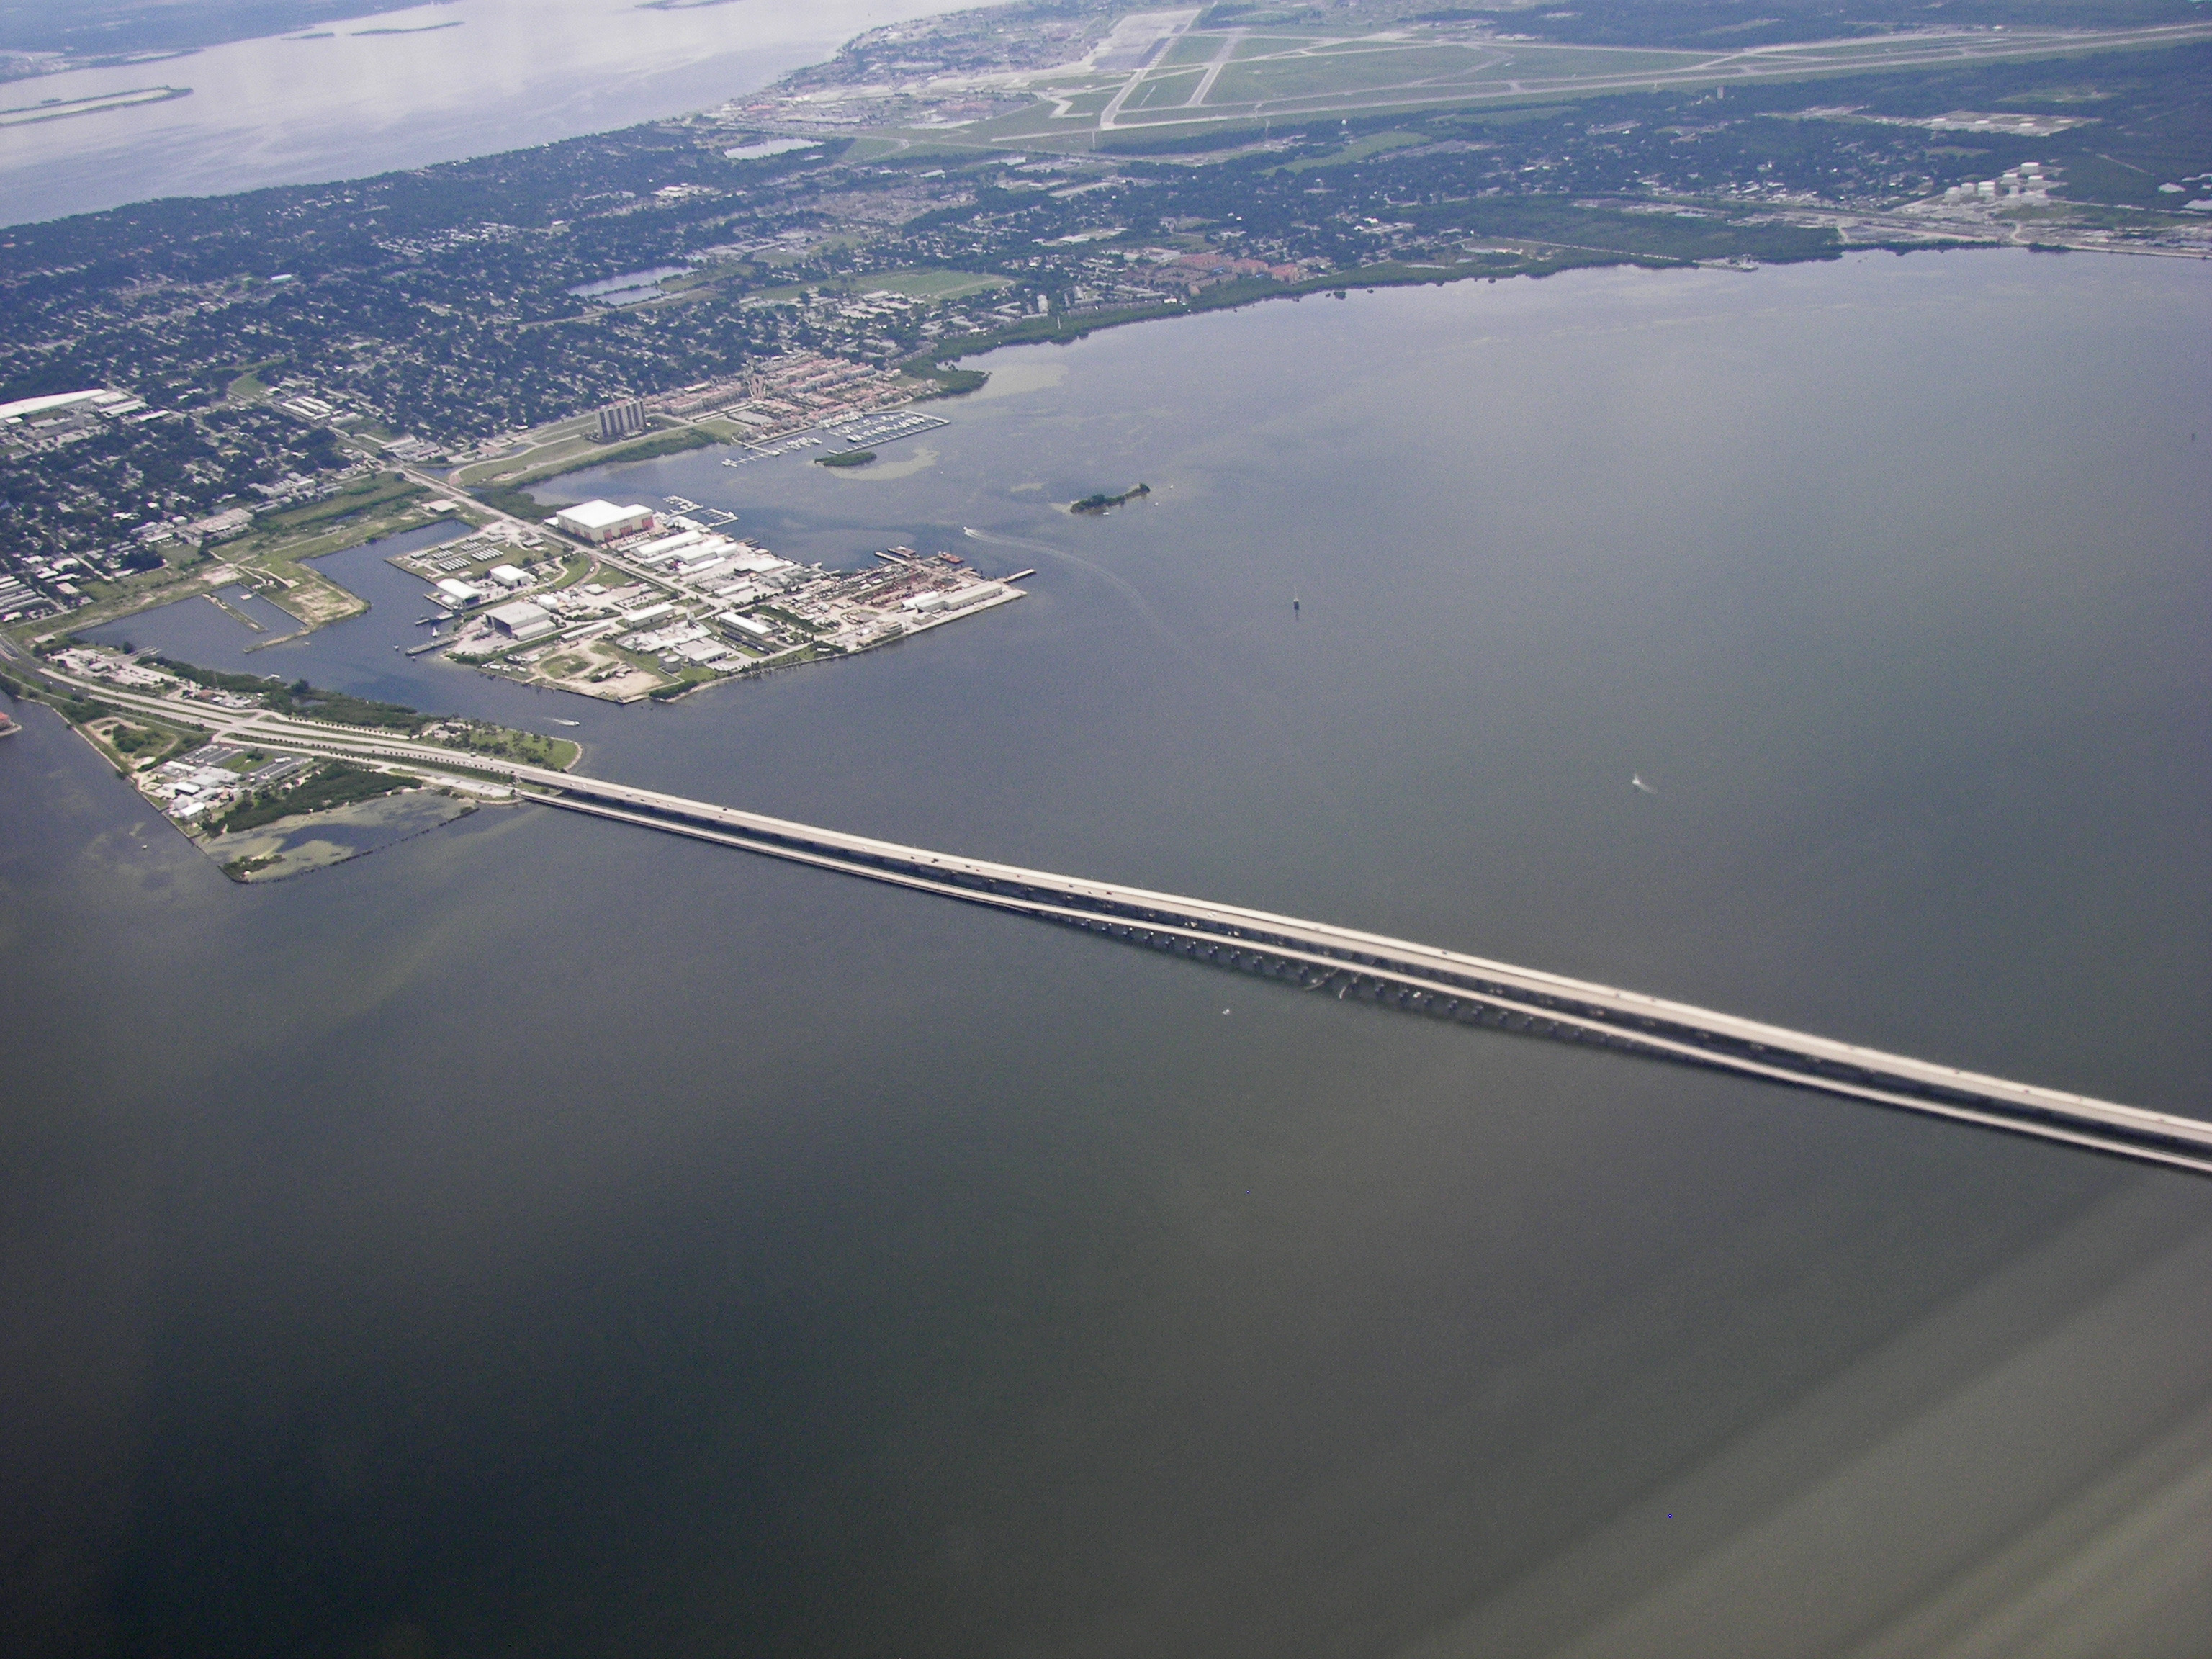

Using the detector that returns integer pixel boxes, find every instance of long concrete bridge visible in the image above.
[42,672,2212,1176]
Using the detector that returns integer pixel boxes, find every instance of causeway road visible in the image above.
[38,662,2212,1178]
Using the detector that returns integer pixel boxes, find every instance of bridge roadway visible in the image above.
[48,675,2212,1176]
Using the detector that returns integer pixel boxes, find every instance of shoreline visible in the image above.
[22,240,2169,680]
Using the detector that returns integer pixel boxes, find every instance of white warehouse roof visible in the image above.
[487,600,556,640]
[556,499,650,531]
[0,389,117,421]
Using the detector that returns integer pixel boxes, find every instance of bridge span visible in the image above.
[504,771,2211,1179]
[39,675,2212,1177]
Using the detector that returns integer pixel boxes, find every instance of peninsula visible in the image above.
[4,0,2207,674]
[2,642,578,881]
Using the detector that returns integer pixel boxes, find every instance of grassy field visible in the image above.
[8,476,463,645]
[451,414,600,485]
[224,363,280,401]
[13,549,219,643]
[853,268,1011,302]
[1282,130,1432,171]
[228,473,423,549]
[523,637,665,701]
[222,473,464,627]
[429,723,580,770]
[456,434,598,487]
[459,423,715,500]
[735,279,818,305]
[683,415,752,443]
[546,549,601,590]
[84,712,197,772]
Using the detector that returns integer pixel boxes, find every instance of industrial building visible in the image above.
[421,500,1026,701]
[719,610,773,639]
[487,600,557,642]
[554,500,655,544]
[0,388,128,423]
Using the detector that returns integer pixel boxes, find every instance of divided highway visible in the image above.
[40,664,2212,1177]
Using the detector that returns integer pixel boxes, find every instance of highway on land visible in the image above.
[32,655,2212,1179]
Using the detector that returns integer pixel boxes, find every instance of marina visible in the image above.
[832,409,950,448]
[727,431,826,464]
[716,413,953,468]
[661,495,736,528]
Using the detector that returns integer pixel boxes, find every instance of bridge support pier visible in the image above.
[512,786,2212,1178]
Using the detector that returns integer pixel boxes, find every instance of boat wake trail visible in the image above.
[962,524,1357,838]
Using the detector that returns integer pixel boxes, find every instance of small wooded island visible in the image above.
[818,449,877,469]
[1071,483,1151,515]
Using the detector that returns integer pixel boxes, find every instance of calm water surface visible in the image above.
[6,251,2210,1656]
[0,0,972,226]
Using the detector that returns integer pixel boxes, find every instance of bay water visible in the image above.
[0,0,975,226]
[5,249,2209,1655]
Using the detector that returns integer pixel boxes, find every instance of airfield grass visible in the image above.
[1304,37,1485,57]
[1231,35,1334,57]
[1196,39,1703,106]
[1210,45,1506,103]
[1128,68,1208,112]
[981,105,1108,142]
[989,22,2212,150]
[1058,86,1120,117]
[1108,32,1776,125]
[1482,44,1708,77]
[1161,32,1223,68]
